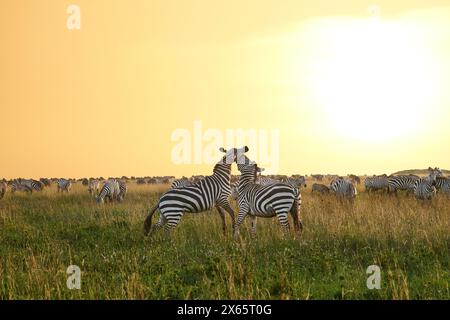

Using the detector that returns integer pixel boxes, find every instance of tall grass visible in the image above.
[0,182,448,299]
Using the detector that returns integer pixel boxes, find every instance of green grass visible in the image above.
[0,183,449,299]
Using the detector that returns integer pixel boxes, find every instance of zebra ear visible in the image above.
[244,146,249,152]
[219,147,227,153]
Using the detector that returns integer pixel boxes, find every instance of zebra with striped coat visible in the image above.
[330,178,357,199]
[388,175,420,195]
[365,174,389,193]
[414,167,442,200]
[96,180,121,203]
[234,154,302,238]
[117,180,127,202]
[10,179,43,194]
[143,146,249,236]
[57,179,72,193]
[435,176,450,195]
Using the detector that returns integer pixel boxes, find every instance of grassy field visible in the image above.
[0,182,449,300]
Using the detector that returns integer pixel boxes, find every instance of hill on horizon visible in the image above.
[391,168,450,176]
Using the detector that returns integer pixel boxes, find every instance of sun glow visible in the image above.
[307,17,437,142]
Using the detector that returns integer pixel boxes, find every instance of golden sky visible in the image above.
[1,0,450,178]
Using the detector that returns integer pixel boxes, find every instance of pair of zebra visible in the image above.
[96,179,127,203]
[143,146,302,238]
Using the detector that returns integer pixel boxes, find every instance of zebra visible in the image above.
[87,179,100,196]
[0,181,7,199]
[330,178,357,199]
[9,179,43,194]
[435,176,450,195]
[57,179,72,193]
[233,154,302,238]
[414,167,442,200]
[365,174,389,193]
[143,146,248,236]
[117,180,127,202]
[231,166,265,201]
[388,175,420,195]
[96,179,121,203]
[312,183,330,194]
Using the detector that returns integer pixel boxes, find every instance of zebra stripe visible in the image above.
[234,154,302,238]
[143,147,248,236]
[170,178,195,189]
[330,179,357,199]
[96,180,120,203]
[57,179,72,193]
[257,176,280,185]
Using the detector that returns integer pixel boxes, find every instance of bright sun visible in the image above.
[308,18,436,142]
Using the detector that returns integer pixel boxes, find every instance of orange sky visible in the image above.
[1,1,450,179]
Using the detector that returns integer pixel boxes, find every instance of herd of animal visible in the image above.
[0,177,128,203]
[1,146,448,237]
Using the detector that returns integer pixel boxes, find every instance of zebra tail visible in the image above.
[143,202,159,236]
[291,189,303,233]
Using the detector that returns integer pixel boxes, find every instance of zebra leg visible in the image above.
[276,211,290,236]
[217,201,236,234]
[215,205,227,236]
[162,213,183,235]
[234,209,248,240]
[250,215,257,237]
